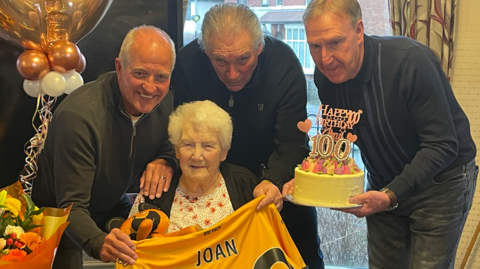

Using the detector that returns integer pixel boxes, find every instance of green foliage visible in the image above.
[0,214,15,235]
[0,194,45,234]
[18,194,45,232]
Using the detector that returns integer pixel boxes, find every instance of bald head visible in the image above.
[118,25,176,71]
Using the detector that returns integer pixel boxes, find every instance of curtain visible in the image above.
[388,0,457,81]
[183,0,189,23]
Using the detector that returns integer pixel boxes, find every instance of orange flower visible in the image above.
[19,232,42,251]
[1,249,27,262]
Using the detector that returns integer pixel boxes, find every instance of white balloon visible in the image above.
[64,72,84,94]
[61,70,76,80]
[41,71,66,97]
[23,79,41,98]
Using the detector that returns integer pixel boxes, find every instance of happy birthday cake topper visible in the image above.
[297,104,363,160]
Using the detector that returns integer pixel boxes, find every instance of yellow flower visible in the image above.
[0,238,5,249]
[4,225,24,237]
[19,232,42,251]
[31,206,43,224]
[4,197,21,217]
[0,190,7,205]
[0,249,27,262]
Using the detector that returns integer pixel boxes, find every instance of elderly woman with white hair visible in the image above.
[145,100,260,232]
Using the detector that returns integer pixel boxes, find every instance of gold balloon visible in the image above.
[40,33,50,54]
[16,50,50,80]
[48,40,81,73]
[75,53,86,74]
[20,39,45,53]
[0,0,113,49]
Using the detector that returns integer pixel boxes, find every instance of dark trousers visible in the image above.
[367,160,478,269]
[53,234,84,269]
[281,202,325,269]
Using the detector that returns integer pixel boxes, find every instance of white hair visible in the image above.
[168,100,233,151]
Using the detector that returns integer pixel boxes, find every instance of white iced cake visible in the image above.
[293,155,364,207]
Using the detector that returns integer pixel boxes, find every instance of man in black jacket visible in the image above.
[171,3,324,269]
[31,25,178,268]
[300,0,477,268]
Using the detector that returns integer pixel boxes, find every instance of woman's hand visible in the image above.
[253,180,283,211]
[140,158,174,199]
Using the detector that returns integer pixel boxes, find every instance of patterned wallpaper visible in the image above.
[453,0,480,268]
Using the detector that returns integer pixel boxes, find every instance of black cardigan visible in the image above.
[145,162,258,217]
[315,35,476,201]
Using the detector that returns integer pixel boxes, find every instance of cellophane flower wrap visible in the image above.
[0,181,71,269]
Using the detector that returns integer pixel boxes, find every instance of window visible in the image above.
[285,27,314,74]
[182,1,391,268]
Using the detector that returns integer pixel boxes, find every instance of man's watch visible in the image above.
[380,187,398,211]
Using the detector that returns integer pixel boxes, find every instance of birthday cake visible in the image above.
[293,154,364,207]
[292,105,365,208]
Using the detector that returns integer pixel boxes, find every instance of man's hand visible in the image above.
[99,229,137,265]
[335,191,391,217]
[253,180,283,211]
[140,158,174,199]
[281,178,295,200]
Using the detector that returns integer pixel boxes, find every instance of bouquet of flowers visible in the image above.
[0,181,71,269]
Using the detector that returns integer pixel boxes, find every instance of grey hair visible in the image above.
[118,25,176,71]
[198,3,264,52]
[303,0,362,28]
[168,100,233,151]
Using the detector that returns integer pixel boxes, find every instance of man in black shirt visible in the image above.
[171,3,324,269]
[300,0,477,268]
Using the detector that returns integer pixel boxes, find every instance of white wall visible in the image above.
[452,0,480,268]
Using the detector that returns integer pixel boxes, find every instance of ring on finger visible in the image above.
[160,176,166,179]
[116,258,128,267]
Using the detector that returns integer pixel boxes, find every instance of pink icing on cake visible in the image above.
[299,154,361,176]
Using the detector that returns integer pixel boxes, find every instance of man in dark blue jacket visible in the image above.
[300,0,477,268]
[171,3,324,269]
